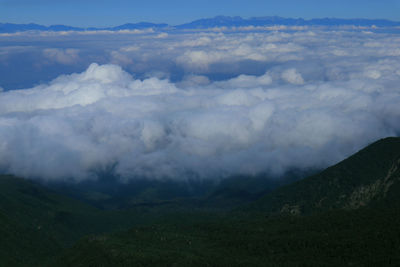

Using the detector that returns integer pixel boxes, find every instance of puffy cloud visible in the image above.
[281,68,304,85]
[0,58,399,182]
[0,28,400,182]
[43,48,80,65]
[178,75,211,87]
[213,72,272,89]
[173,33,304,72]
[2,27,399,90]
[176,50,221,71]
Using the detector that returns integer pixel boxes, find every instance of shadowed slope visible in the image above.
[52,137,400,266]
[249,137,400,214]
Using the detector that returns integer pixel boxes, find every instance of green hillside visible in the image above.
[51,137,400,266]
[250,137,400,214]
[1,137,400,266]
[53,207,400,267]
[0,175,147,265]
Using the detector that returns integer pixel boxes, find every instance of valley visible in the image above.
[1,137,399,266]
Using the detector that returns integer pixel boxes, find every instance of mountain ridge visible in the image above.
[1,16,400,33]
[248,137,400,214]
[176,16,400,29]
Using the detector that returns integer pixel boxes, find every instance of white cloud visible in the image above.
[178,75,211,87]
[281,68,304,85]
[214,72,272,89]
[0,59,399,181]
[43,48,80,65]
[1,28,400,182]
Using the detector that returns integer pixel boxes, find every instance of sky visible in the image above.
[0,0,400,27]
[0,0,400,183]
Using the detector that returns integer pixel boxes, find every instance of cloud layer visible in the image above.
[0,28,400,182]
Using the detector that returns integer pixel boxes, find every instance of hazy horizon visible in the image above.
[1,0,400,27]
[2,14,400,28]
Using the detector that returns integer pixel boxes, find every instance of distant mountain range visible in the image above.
[0,22,169,33]
[1,16,400,33]
[176,16,400,29]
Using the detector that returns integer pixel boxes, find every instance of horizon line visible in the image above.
[1,15,400,28]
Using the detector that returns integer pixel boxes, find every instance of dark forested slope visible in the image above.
[52,137,400,266]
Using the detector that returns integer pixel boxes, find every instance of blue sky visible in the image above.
[0,0,400,27]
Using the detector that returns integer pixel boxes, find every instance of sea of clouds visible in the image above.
[0,27,399,181]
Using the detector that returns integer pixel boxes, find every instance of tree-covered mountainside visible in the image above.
[0,175,94,265]
[45,170,307,211]
[51,137,400,266]
[53,207,400,267]
[1,137,399,266]
[249,137,400,214]
[0,175,155,265]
